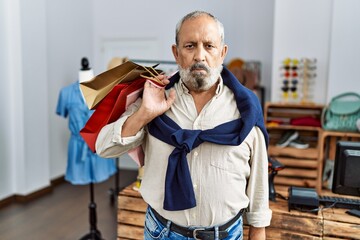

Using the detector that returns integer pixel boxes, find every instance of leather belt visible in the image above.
[150,207,244,240]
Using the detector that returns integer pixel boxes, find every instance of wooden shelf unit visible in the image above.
[264,102,325,192]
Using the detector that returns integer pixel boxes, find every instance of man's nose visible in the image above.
[193,46,206,62]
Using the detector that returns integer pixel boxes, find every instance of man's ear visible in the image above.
[172,44,179,61]
[221,45,228,60]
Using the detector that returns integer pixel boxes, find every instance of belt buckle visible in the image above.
[193,228,205,240]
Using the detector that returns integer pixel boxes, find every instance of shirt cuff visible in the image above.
[112,115,145,145]
[245,209,272,227]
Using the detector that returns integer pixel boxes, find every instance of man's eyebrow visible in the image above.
[183,41,196,45]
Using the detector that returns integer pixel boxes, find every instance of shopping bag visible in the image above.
[322,92,360,132]
[80,61,162,109]
[80,78,147,153]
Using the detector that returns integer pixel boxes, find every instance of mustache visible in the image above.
[190,63,210,73]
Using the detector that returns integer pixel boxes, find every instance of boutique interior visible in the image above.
[1,0,360,239]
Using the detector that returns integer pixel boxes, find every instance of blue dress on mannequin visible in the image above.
[56,81,117,185]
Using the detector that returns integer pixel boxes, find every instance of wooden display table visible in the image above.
[272,186,360,240]
[117,183,360,240]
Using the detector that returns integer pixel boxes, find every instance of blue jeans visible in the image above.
[144,207,243,240]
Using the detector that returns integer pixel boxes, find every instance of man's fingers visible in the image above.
[166,89,176,107]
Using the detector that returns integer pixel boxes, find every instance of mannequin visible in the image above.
[79,57,94,83]
[56,57,117,240]
[56,57,116,185]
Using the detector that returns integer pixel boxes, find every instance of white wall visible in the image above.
[19,0,50,194]
[0,0,50,199]
[271,0,360,104]
[92,0,275,98]
[92,1,238,72]
[0,0,94,200]
[0,0,22,199]
[271,0,333,104]
[47,0,94,180]
[327,0,360,101]
[231,0,275,103]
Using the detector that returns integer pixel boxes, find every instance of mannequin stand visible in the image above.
[79,182,103,240]
[108,158,120,205]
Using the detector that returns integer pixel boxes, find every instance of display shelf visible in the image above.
[264,102,324,191]
[269,146,318,159]
[267,125,321,131]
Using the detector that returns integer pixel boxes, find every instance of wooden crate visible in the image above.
[318,131,360,191]
[264,102,324,191]
[118,184,146,240]
[118,183,360,239]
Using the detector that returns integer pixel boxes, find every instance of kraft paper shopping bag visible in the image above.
[80,61,162,109]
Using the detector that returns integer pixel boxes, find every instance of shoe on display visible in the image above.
[289,138,310,149]
[276,130,299,148]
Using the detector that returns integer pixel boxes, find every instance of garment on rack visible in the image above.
[56,81,116,185]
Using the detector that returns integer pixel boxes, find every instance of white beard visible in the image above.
[179,63,223,92]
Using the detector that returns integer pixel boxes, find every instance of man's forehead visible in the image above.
[178,17,221,43]
[181,15,216,29]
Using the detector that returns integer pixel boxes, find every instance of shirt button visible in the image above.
[193,184,197,189]
[194,151,198,156]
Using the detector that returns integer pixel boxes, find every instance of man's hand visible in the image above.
[249,226,266,240]
[139,75,176,120]
[121,75,175,137]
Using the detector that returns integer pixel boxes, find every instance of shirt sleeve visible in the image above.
[56,88,68,118]
[95,97,146,158]
[244,126,272,227]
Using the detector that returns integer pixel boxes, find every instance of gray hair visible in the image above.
[175,11,225,46]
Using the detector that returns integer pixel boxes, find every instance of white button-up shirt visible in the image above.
[96,77,272,228]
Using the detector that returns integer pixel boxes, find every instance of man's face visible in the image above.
[172,15,228,92]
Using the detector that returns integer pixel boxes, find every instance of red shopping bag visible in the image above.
[80,78,147,153]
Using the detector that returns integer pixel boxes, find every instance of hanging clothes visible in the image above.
[56,81,117,185]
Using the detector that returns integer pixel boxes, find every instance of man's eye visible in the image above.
[185,44,193,49]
